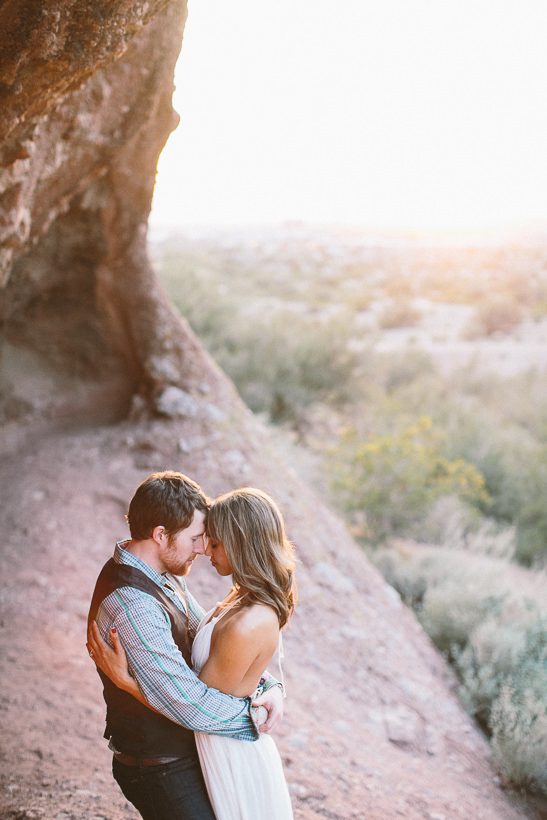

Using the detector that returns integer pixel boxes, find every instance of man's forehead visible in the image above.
[188,509,206,532]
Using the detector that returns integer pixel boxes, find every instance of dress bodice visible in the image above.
[191,601,285,693]
[191,606,224,674]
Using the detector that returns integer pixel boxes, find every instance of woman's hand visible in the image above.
[87,622,134,692]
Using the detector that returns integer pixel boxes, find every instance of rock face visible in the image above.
[1,0,220,442]
[0,4,540,820]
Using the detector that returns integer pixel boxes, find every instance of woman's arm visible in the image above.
[87,622,153,709]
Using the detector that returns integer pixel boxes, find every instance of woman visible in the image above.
[90,487,296,820]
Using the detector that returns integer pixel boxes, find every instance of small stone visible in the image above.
[385,705,422,747]
[155,386,199,419]
[312,562,355,593]
[224,449,250,475]
[205,402,227,422]
[148,355,181,384]
[287,732,308,749]
[288,783,308,797]
[385,585,402,609]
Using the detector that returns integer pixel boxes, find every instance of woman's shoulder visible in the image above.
[226,600,279,638]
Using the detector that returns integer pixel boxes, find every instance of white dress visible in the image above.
[191,604,293,820]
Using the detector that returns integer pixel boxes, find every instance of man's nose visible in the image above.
[194,536,207,555]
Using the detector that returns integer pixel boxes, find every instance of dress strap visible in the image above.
[277,633,286,698]
[211,595,246,624]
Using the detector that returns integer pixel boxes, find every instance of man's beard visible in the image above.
[162,543,194,576]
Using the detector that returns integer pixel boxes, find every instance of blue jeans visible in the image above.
[113,755,216,820]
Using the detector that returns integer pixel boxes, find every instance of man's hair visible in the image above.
[127,471,209,540]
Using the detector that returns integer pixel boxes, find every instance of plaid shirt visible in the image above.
[94,542,258,741]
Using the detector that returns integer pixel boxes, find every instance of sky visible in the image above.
[149,0,547,234]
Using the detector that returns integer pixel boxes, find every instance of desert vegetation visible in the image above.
[154,227,547,795]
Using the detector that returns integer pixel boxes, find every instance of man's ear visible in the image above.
[151,525,166,546]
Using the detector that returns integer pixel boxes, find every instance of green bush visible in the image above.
[332,416,489,542]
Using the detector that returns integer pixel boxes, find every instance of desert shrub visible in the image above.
[373,545,431,609]
[388,376,547,566]
[490,646,547,794]
[159,257,239,342]
[332,416,489,542]
[372,543,547,794]
[374,350,437,393]
[419,579,505,654]
[421,495,517,558]
[439,411,547,566]
[463,294,523,338]
[221,312,359,422]
[454,608,540,725]
[378,298,422,329]
[158,255,360,424]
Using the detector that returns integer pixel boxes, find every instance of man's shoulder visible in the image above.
[98,584,169,620]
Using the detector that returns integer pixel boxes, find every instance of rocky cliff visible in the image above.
[0,3,539,818]
[1,0,219,445]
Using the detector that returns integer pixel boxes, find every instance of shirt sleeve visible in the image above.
[97,588,258,741]
[259,670,283,694]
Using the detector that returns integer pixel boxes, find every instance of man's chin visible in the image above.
[168,560,194,577]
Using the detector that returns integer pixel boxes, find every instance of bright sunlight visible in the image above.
[150,0,547,235]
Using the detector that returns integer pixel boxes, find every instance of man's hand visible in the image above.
[252,684,284,733]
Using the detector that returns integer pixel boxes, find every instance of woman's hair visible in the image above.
[207,488,297,628]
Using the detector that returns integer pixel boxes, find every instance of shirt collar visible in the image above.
[114,539,172,591]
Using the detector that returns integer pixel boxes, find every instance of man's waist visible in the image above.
[113,751,183,768]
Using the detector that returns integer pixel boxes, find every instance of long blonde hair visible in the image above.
[207,488,297,628]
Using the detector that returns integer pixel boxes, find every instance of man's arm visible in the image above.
[97,587,258,740]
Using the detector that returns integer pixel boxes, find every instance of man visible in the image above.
[87,471,283,820]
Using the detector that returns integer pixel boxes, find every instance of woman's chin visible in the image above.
[211,563,230,577]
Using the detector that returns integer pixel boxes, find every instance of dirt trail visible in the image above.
[0,413,540,820]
